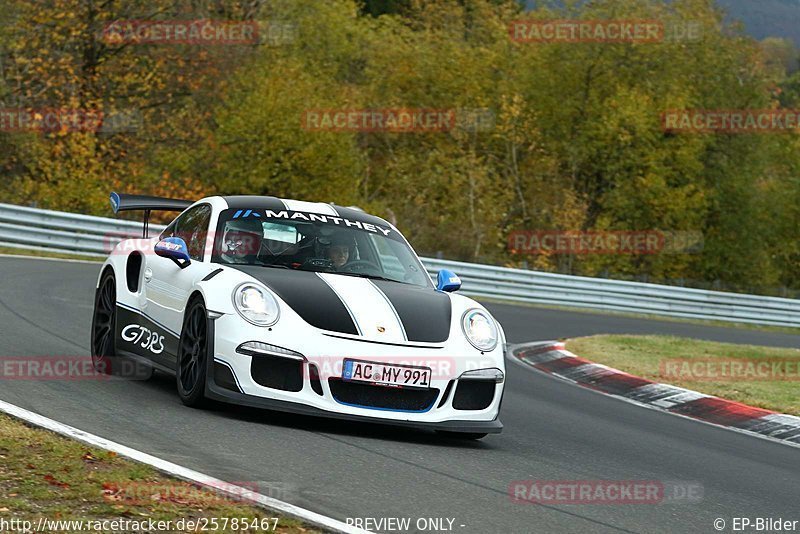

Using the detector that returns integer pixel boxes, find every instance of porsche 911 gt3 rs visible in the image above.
[92,193,506,438]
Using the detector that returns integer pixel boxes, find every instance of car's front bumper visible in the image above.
[207,314,505,434]
[204,379,503,434]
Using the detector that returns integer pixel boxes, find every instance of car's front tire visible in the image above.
[177,297,210,407]
[91,270,154,380]
[91,270,117,374]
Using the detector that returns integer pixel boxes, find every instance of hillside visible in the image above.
[525,0,800,45]
[717,0,800,44]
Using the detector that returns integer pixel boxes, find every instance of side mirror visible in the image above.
[436,269,461,292]
[155,237,191,268]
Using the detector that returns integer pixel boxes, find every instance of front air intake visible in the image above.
[328,379,439,412]
[250,355,304,392]
[452,380,495,410]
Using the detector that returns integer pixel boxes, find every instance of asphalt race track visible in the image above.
[1,255,799,534]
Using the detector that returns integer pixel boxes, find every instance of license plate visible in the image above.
[342,359,432,389]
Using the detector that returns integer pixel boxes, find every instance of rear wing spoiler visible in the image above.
[110,192,193,238]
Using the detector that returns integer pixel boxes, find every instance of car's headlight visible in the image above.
[233,283,280,326]
[459,368,505,383]
[461,309,498,351]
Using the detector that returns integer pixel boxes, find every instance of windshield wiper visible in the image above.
[253,262,289,269]
[334,272,399,283]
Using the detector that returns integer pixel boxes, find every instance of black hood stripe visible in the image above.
[228,265,359,335]
[316,273,363,336]
[368,281,408,341]
[371,280,452,343]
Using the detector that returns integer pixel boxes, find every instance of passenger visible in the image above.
[220,219,263,264]
[325,233,356,269]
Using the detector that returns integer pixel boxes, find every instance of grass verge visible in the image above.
[565,335,800,416]
[0,413,314,533]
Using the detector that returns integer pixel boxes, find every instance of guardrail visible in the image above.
[0,203,164,257]
[1,202,799,328]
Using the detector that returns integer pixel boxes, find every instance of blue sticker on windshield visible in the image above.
[233,209,261,219]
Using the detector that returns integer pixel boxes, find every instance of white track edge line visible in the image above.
[0,399,371,534]
[506,343,800,451]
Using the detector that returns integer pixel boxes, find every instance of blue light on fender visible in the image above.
[435,269,461,292]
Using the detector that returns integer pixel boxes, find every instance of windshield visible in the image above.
[211,208,431,288]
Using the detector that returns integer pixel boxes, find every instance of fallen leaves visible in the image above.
[43,474,70,489]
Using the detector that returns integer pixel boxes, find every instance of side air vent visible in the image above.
[437,380,455,408]
[126,252,143,292]
[308,364,324,396]
[213,362,241,393]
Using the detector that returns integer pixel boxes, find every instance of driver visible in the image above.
[220,219,263,264]
[325,233,356,269]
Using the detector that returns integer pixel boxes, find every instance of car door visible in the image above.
[144,204,214,362]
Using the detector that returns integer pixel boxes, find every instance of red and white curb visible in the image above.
[0,399,370,534]
[510,341,800,448]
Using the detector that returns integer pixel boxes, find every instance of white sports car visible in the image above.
[92,193,506,438]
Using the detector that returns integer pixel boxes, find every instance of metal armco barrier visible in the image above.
[0,203,164,256]
[1,202,799,328]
